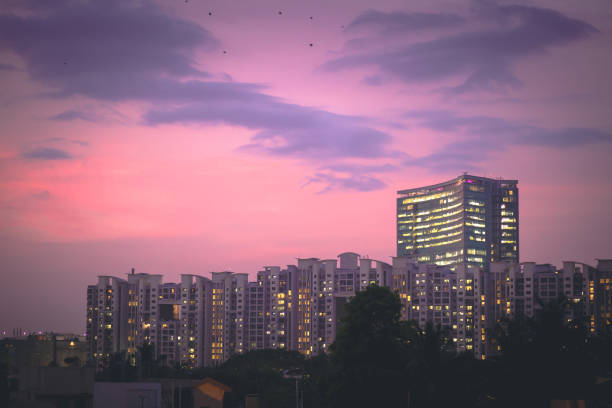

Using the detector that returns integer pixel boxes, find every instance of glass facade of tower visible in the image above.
[397,174,518,270]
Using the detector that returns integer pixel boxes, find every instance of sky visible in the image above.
[0,0,611,333]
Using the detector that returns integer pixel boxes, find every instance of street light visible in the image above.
[282,368,304,408]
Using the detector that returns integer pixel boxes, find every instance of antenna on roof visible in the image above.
[131,267,135,275]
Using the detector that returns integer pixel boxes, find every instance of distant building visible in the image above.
[392,257,487,356]
[86,253,391,367]
[0,333,87,368]
[86,256,612,366]
[10,366,94,408]
[392,257,612,359]
[595,259,612,332]
[87,275,131,370]
[397,174,519,270]
[105,377,232,408]
[94,382,161,408]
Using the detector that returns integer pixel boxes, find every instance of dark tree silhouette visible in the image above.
[329,285,411,408]
[489,298,596,407]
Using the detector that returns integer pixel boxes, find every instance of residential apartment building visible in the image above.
[397,174,519,270]
[391,257,487,357]
[479,259,612,357]
[86,275,130,370]
[87,257,612,367]
[86,253,392,368]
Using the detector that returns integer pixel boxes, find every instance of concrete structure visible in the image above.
[595,259,612,333]
[391,257,612,359]
[94,382,161,408]
[0,333,87,369]
[10,366,94,408]
[87,275,130,370]
[210,272,249,362]
[87,255,612,367]
[156,378,232,408]
[192,377,231,408]
[480,259,612,356]
[397,174,519,270]
[391,257,487,357]
[86,253,393,367]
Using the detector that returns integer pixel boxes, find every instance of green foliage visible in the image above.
[203,349,307,408]
[328,285,480,408]
[91,292,611,408]
[329,285,411,408]
[0,361,8,408]
[487,299,600,407]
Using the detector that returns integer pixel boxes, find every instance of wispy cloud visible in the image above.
[345,9,465,34]
[49,110,97,122]
[0,62,18,71]
[146,99,391,159]
[0,0,216,100]
[42,137,89,147]
[31,190,51,200]
[324,3,598,94]
[303,172,387,193]
[0,0,396,192]
[22,147,73,160]
[403,110,612,172]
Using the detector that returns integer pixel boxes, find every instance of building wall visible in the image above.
[397,174,519,270]
[86,255,612,368]
[595,259,612,334]
[94,382,161,408]
[0,334,88,368]
[87,275,130,369]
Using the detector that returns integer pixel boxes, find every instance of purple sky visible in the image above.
[0,0,611,333]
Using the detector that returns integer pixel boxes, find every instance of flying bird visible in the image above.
[209,11,212,16]
[309,43,313,47]
[278,11,282,15]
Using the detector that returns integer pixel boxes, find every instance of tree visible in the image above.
[488,298,596,407]
[329,285,411,408]
[206,349,306,408]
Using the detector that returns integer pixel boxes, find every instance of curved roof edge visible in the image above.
[337,251,360,257]
[398,174,518,195]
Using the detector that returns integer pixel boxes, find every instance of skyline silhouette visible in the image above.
[0,0,611,334]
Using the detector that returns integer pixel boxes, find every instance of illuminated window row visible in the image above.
[402,190,454,204]
[413,216,463,230]
[417,237,462,249]
[430,222,463,234]
[465,207,485,214]
[416,230,462,243]
[424,207,463,221]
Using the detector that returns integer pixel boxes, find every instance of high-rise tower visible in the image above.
[397,174,518,270]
